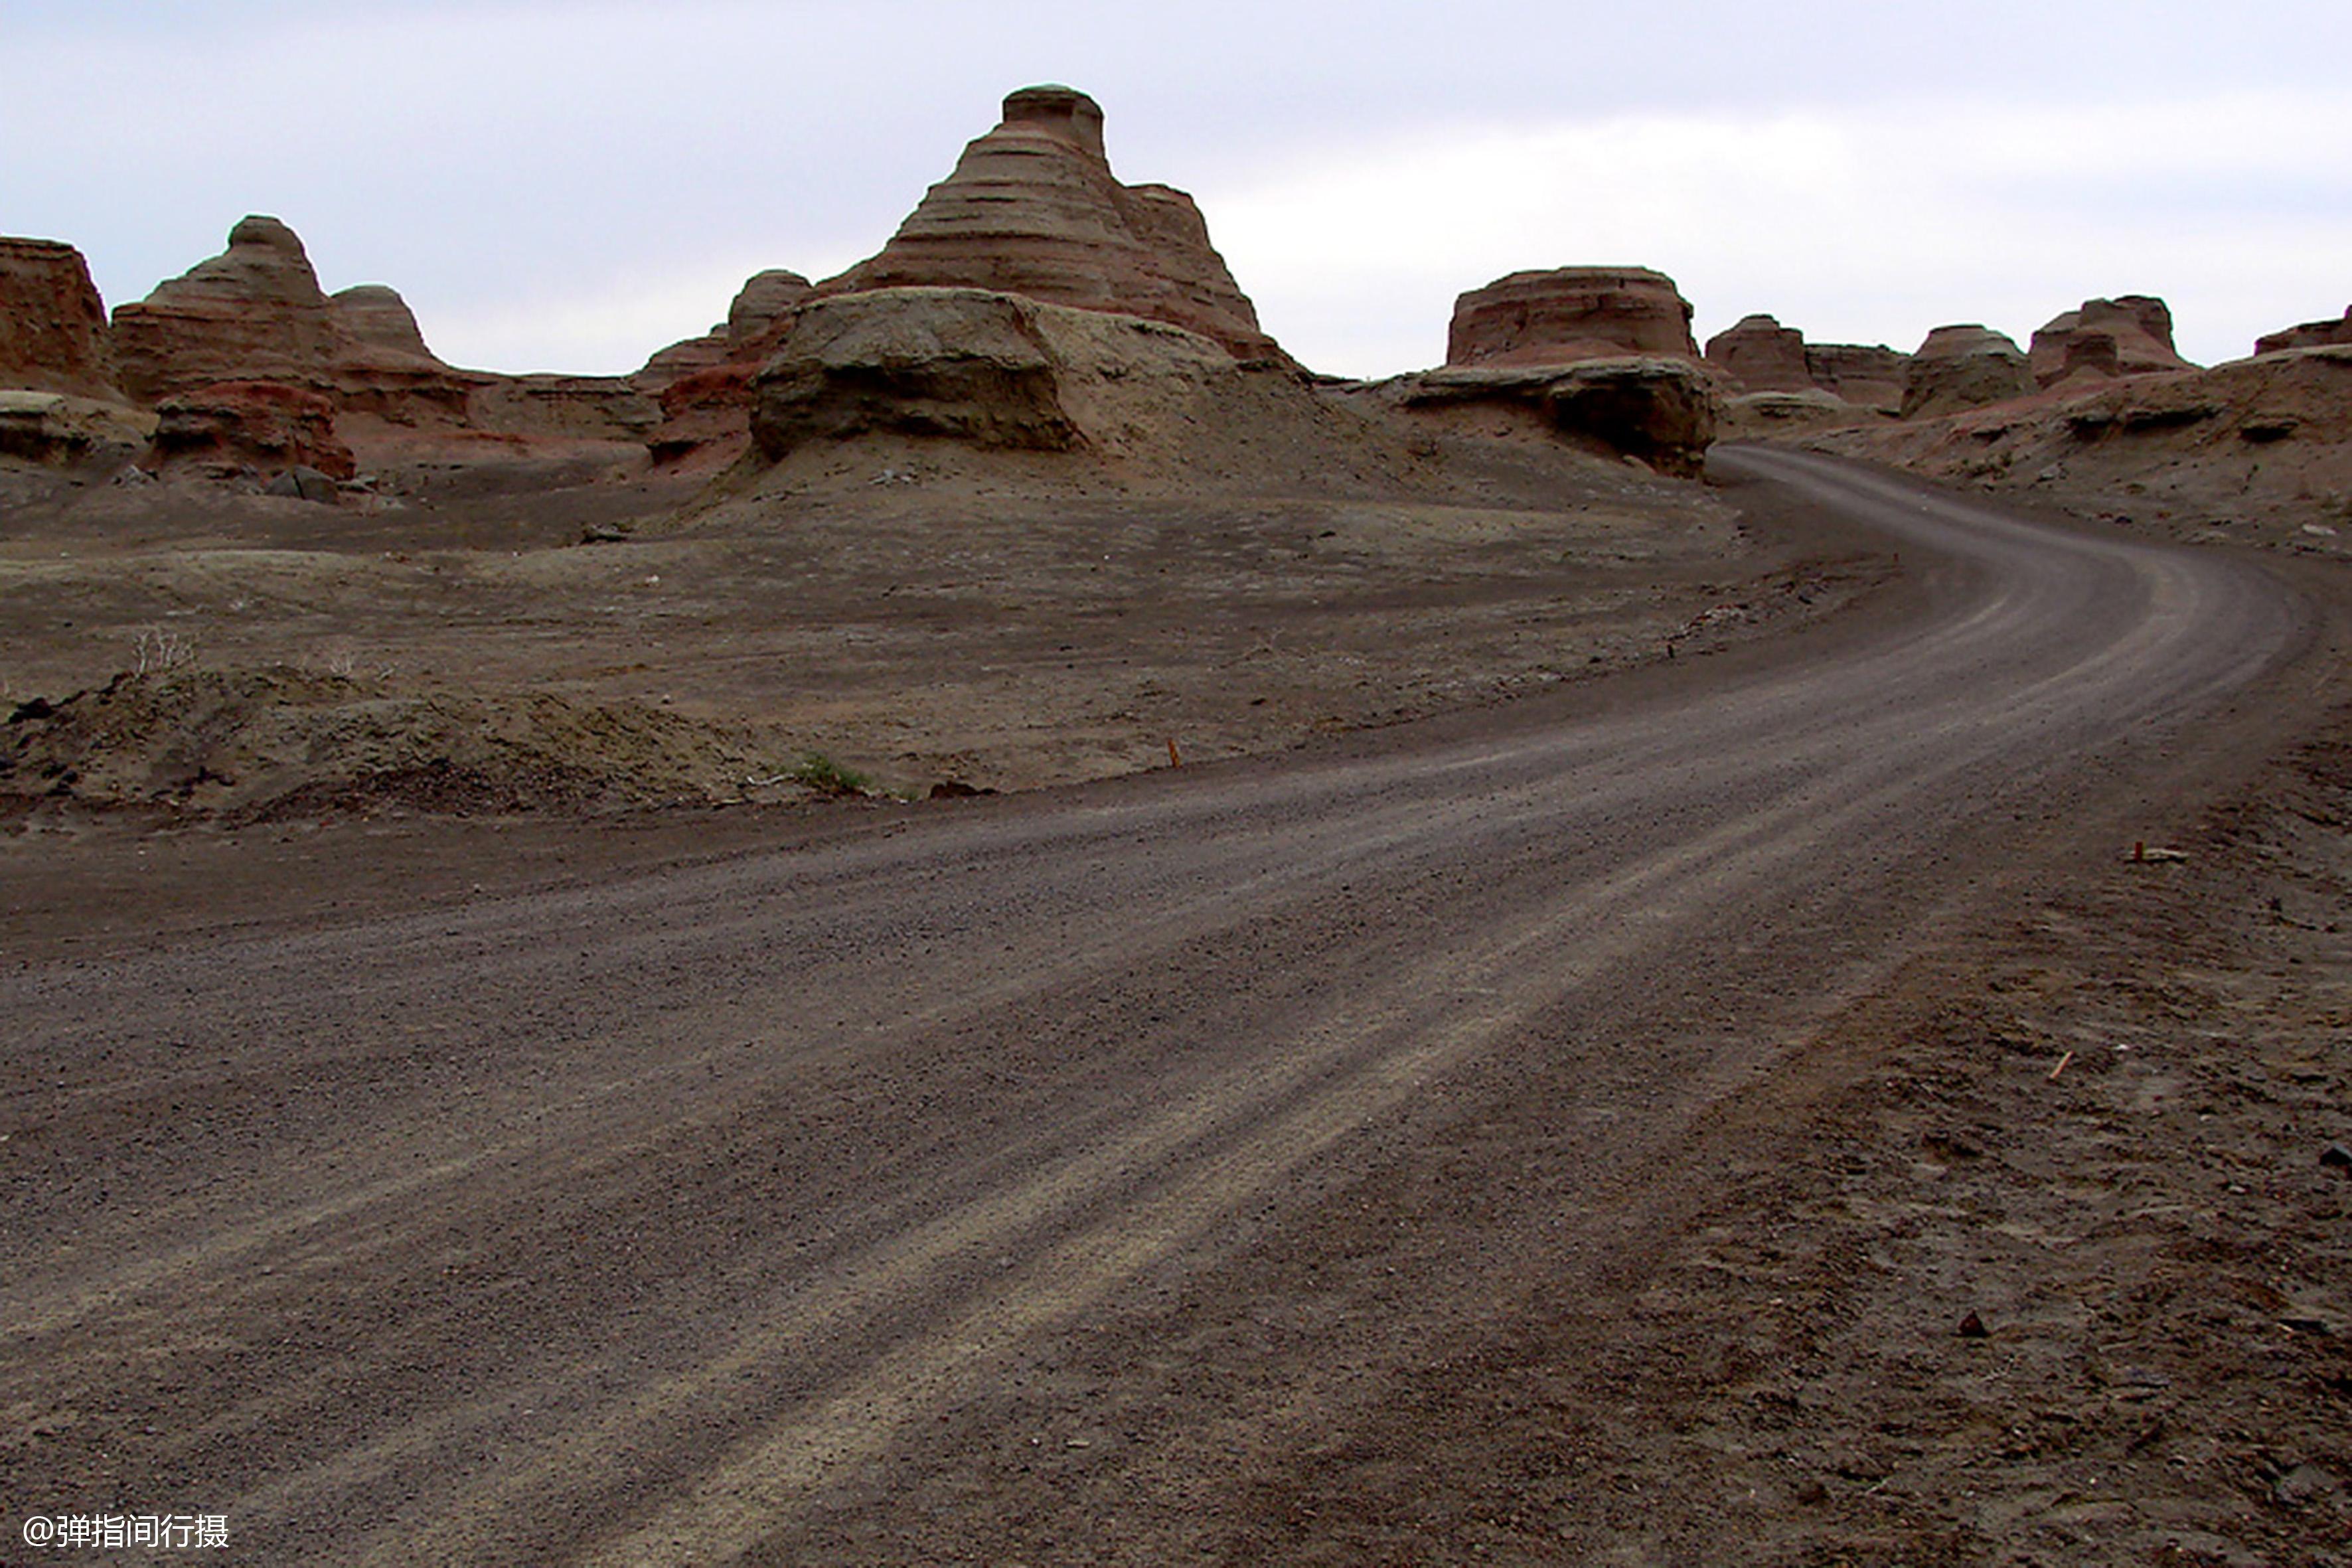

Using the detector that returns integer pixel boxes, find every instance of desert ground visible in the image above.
[5,428,2349,1566]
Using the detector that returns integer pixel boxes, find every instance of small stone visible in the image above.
[264,465,341,503]
[1957,1310,1989,1339]
[2322,1144,2352,1170]
[2275,1462,2342,1508]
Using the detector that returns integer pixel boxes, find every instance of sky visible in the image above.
[4,1,2348,379]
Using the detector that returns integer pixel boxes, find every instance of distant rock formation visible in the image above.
[332,283,438,360]
[726,270,813,354]
[1447,268,1698,370]
[106,216,665,458]
[1804,343,1909,415]
[1703,314,1812,392]
[0,237,121,400]
[149,381,356,480]
[1359,359,1719,478]
[2028,296,2191,388]
[2256,306,2352,356]
[1901,325,2033,420]
[1810,344,2352,545]
[635,270,815,461]
[112,216,353,402]
[810,85,1285,364]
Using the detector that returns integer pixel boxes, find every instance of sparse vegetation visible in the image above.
[787,751,872,796]
[128,624,198,676]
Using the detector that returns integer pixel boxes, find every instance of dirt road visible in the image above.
[1,450,2337,1564]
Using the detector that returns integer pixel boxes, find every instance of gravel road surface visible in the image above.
[0,449,2327,1564]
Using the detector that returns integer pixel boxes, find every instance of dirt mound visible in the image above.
[2,665,819,820]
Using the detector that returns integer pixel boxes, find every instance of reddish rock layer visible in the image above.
[2029,295,2191,388]
[1447,268,1697,370]
[2257,307,2352,356]
[637,270,813,395]
[150,381,356,480]
[0,237,120,400]
[811,86,1283,364]
[1703,314,1811,393]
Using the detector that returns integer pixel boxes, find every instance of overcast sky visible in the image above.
[5,1,2347,378]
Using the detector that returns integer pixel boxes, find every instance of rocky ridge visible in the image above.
[2258,306,2352,356]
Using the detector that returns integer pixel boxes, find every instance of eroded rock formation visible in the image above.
[0,237,121,400]
[1703,314,1812,392]
[332,283,438,360]
[1447,268,1698,370]
[1804,343,1909,414]
[2257,307,2352,356]
[112,216,351,402]
[149,381,356,479]
[2029,296,2191,389]
[1901,325,2033,420]
[810,86,1283,364]
[1360,359,1718,478]
[636,270,815,459]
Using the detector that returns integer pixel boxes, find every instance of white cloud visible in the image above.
[1208,92,2352,377]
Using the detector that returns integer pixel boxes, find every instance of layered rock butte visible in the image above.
[809,85,1287,366]
[1702,314,1909,415]
[1702,314,1812,393]
[0,236,122,401]
[2027,295,2193,390]
[1901,325,2034,421]
[1447,268,1699,369]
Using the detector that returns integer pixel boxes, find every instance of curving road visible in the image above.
[0,449,2325,1563]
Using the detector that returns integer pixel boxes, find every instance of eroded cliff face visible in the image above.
[810,85,1286,365]
[0,236,121,401]
[1447,268,1699,370]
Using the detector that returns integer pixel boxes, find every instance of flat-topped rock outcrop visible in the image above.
[1447,268,1698,370]
[1356,358,1718,477]
[1901,325,2033,420]
[1804,343,1909,414]
[1703,314,1812,392]
[1,237,123,400]
[2029,295,2192,388]
[809,86,1284,364]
